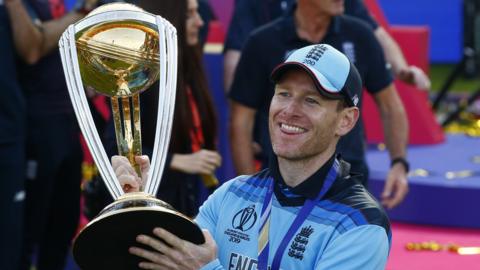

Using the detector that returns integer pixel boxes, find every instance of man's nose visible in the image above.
[282,99,302,116]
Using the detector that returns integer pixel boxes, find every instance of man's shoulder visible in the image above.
[336,15,377,40]
[225,169,272,190]
[216,169,272,198]
[196,171,272,233]
[325,172,390,236]
[247,16,289,43]
[338,14,375,31]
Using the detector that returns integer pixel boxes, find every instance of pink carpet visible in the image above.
[387,222,480,269]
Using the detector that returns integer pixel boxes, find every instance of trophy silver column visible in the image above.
[58,3,204,270]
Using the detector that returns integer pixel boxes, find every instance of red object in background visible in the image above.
[209,0,234,35]
[362,0,444,145]
[49,0,65,19]
[206,21,226,44]
[80,95,110,164]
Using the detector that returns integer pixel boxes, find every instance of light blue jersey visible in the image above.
[195,158,391,270]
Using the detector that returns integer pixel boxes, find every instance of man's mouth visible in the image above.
[280,123,307,134]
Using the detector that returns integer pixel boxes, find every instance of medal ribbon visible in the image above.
[257,159,340,270]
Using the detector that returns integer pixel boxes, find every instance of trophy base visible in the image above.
[73,193,205,270]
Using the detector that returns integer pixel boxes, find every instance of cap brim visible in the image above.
[271,62,344,101]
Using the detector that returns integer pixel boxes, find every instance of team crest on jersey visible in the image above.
[224,205,257,243]
[288,225,314,260]
[342,41,356,64]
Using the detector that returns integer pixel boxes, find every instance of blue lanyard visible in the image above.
[258,159,340,270]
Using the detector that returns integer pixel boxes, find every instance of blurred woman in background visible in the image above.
[112,0,221,217]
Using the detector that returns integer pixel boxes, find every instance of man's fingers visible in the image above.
[118,175,139,192]
[388,181,408,208]
[135,155,151,171]
[136,234,169,254]
[410,65,431,90]
[381,176,396,209]
[381,178,394,199]
[138,260,171,270]
[111,155,130,170]
[152,228,185,251]
[135,155,150,182]
[129,247,164,265]
[114,162,137,178]
[382,179,408,209]
[132,234,183,269]
[129,247,176,269]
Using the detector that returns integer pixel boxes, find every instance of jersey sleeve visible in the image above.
[346,0,379,30]
[195,179,242,270]
[361,24,394,94]
[224,0,257,51]
[199,259,226,270]
[228,33,270,109]
[314,225,390,270]
[195,178,237,233]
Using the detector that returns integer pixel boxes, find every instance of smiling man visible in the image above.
[114,44,391,270]
[229,0,410,210]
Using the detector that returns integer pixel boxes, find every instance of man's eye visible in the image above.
[277,91,289,97]
[305,97,319,104]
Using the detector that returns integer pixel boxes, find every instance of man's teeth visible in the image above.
[281,123,305,133]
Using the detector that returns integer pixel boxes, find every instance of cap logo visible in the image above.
[303,44,328,66]
[352,94,359,106]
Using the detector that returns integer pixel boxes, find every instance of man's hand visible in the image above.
[129,228,217,270]
[112,155,150,193]
[398,65,431,90]
[381,163,409,209]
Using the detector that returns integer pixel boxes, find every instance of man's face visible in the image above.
[269,69,342,161]
[305,0,345,16]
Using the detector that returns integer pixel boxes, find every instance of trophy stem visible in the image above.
[132,94,142,158]
[111,95,143,179]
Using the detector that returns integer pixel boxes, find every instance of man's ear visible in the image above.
[336,107,359,136]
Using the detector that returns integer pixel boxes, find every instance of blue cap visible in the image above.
[271,44,361,107]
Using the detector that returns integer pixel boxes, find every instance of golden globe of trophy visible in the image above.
[58,3,204,270]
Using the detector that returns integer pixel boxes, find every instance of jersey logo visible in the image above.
[224,205,257,244]
[232,205,257,232]
[342,42,356,64]
[288,225,314,260]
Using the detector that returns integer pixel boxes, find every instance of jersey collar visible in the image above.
[269,153,338,203]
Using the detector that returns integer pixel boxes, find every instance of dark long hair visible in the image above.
[138,0,217,153]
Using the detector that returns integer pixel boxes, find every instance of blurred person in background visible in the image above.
[0,1,28,269]
[229,0,410,209]
[224,0,430,93]
[198,0,215,46]
[105,0,222,217]
[5,0,97,269]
